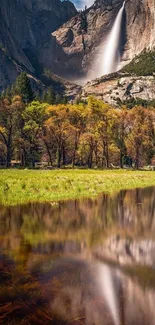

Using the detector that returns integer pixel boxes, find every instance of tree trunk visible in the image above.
[72,144,77,168]
[62,145,66,166]
[57,148,62,168]
[30,146,35,168]
[21,148,26,167]
[135,146,139,169]
[103,142,109,169]
[120,151,124,168]
[44,140,53,166]
[88,146,93,168]
[6,131,12,168]
[94,141,98,167]
[6,145,12,167]
[72,133,79,168]
[106,144,109,169]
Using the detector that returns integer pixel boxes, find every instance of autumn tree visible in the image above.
[126,106,154,169]
[113,107,128,168]
[0,96,24,167]
[45,104,74,168]
[87,97,116,168]
[67,104,86,167]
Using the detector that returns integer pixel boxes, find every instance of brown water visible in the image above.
[0,187,155,324]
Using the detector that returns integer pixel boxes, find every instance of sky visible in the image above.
[72,0,94,10]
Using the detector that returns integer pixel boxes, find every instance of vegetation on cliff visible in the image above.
[122,51,155,76]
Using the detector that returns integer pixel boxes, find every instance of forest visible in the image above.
[0,73,154,170]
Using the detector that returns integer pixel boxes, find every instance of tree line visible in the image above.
[0,73,154,169]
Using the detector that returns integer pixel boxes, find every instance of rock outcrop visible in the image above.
[80,73,155,105]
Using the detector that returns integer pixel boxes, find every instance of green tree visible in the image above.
[14,72,34,103]
[42,87,55,104]
[22,101,48,167]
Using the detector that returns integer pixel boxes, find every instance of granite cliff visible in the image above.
[0,0,77,91]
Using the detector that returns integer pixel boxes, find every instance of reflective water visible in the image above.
[0,187,155,324]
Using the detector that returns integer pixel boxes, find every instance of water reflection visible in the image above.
[0,187,155,257]
[1,255,155,325]
[0,187,155,324]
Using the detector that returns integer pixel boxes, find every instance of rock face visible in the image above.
[0,0,77,91]
[80,73,155,105]
[0,0,77,50]
[0,50,19,90]
[122,0,155,66]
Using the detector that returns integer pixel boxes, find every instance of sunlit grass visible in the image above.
[0,169,155,206]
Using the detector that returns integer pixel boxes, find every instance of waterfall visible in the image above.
[88,1,125,81]
[102,1,125,75]
[74,2,125,84]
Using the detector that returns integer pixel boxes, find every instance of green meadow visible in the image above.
[0,169,155,206]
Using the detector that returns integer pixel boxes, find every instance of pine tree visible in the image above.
[42,87,55,104]
[14,72,34,103]
[42,89,48,103]
[55,93,62,104]
[34,90,41,102]
[3,86,12,100]
[46,87,55,104]
[62,95,68,104]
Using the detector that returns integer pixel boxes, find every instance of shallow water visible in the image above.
[0,187,155,324]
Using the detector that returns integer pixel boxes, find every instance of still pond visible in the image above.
[0,186,155,324]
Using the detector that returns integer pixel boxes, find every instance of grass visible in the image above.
[0,169,155,206]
